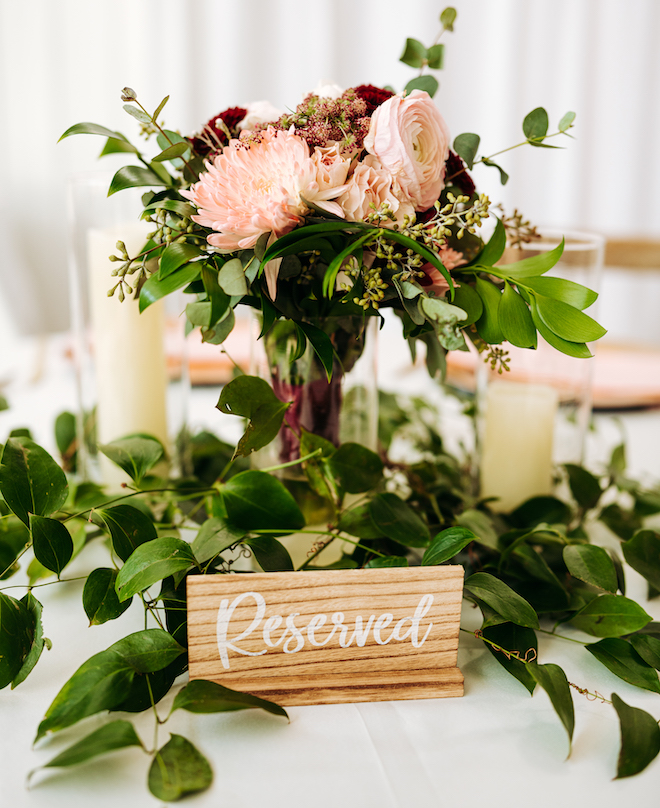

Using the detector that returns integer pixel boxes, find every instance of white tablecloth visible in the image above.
[2,335,660,806]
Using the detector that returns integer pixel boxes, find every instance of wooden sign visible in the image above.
[187,566,464,706]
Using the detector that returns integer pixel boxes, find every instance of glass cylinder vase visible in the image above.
[453,229,605,512]
[66,172,189,488]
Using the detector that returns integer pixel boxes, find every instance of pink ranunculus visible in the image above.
[337,155,414,225]
[363,90,451,212]
[182,127,347,251]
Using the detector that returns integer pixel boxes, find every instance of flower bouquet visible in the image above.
[61,11,605,466]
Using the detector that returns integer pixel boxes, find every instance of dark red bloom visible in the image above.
[190,106,248,157]
[352,84,395,116]
[444,150,476,197]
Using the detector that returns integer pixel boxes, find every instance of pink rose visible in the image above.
[338,155,414,225]
[364,90,450,211]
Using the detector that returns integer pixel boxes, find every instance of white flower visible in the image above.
[312,80,345,99]
[236,100,283,131]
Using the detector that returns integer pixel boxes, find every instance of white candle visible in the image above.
[480,380,559,512]
[87,223,169,487]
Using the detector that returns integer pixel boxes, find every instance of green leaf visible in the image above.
[295,321,335,381]
[422,526,476,565]
[481,157,509,185]
[456,509,499,550]
[558,111,576,133]
[123,103,151,123]
[0,437,68,526]
[499,282,537,348]
[529,663,574,748]
[152,142,189,162]
[300,428,339,501]
[36,720,143,775]
[523,107,549,143]
[420,296,468,351]
[322,231,375,298]
[244,535,294,571]
[611,693,660,778]
[629,634,660,669]
[148,734,213,802]
[115,538,196,602]
[96,504,158,562]
[599,503,641,541]
[0,593,34,688]
[452,133,480,170]
[12,593,47,688]
[474,277,504,344]
[534,294,607,343]
[143,198,196,219]
[159,242,203,279]
[587,638,660,693]
[426,43,445,69]
[564,463,602,509]
[153,94,170,120]
[54,411,76,459]
[217,376,290,459]
[217,257,248,296]
[36,650,135,741]
[108,165,170,196]
[110,629,185,673]
[261,222,368,266]
[562,545,617,593]
[327,443,384,494]
[450,283,483,325]
[440,7,457,30]
[509,496,571,528]
[400,37,427,68]
[83,568,132,625]
[140,262,201,312]
[58,122,125,142]
[522,276,597,310]
[464,572,539,629]
[192,518,245,564]
[172,679,288,719]
[404,75,439,98]
[530,300,592,358]
[30,515,73,576]
[222,470,305,532]
[482,623,538,695]
[366,556,409,568]
[369,493,430,547]
[337,504,383,539]
[202,309,235,345]
[98,436,164,483]
[472,217,506,267]
[99,136,139,156]
[497,238,564,279]
[570,595,652,638]
[622,530,660,591]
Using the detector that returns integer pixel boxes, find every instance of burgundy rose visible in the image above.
[444,150,476,197]
[190,106,248,157]
[352,84,395,116]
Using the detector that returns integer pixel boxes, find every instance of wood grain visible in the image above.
[187,566,464,706]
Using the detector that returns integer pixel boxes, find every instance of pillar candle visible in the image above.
[87,223,169,487]
[480,380,559,512]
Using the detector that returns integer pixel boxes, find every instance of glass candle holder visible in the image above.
[66,172,189,488]
[447,229,605,512]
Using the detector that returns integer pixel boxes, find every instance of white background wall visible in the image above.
[1,0,659,334]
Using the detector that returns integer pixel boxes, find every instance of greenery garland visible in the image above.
[1,388,660,799]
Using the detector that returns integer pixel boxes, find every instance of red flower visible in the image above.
[352,84,395,116]
[444,150,476,197]
[190,107,248,157]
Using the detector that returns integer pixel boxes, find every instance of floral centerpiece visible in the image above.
[4,9,659,806]
[61,10,604,465]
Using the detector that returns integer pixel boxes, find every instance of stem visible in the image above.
[135,99,198,180]
[0,575,88,593]
[62,486,217,523]
[259,449,323,473]
[447,128,572,183]
[0,544,31,580]
[536,627,588,645]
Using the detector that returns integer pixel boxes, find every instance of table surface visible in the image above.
[2,333,660,807]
